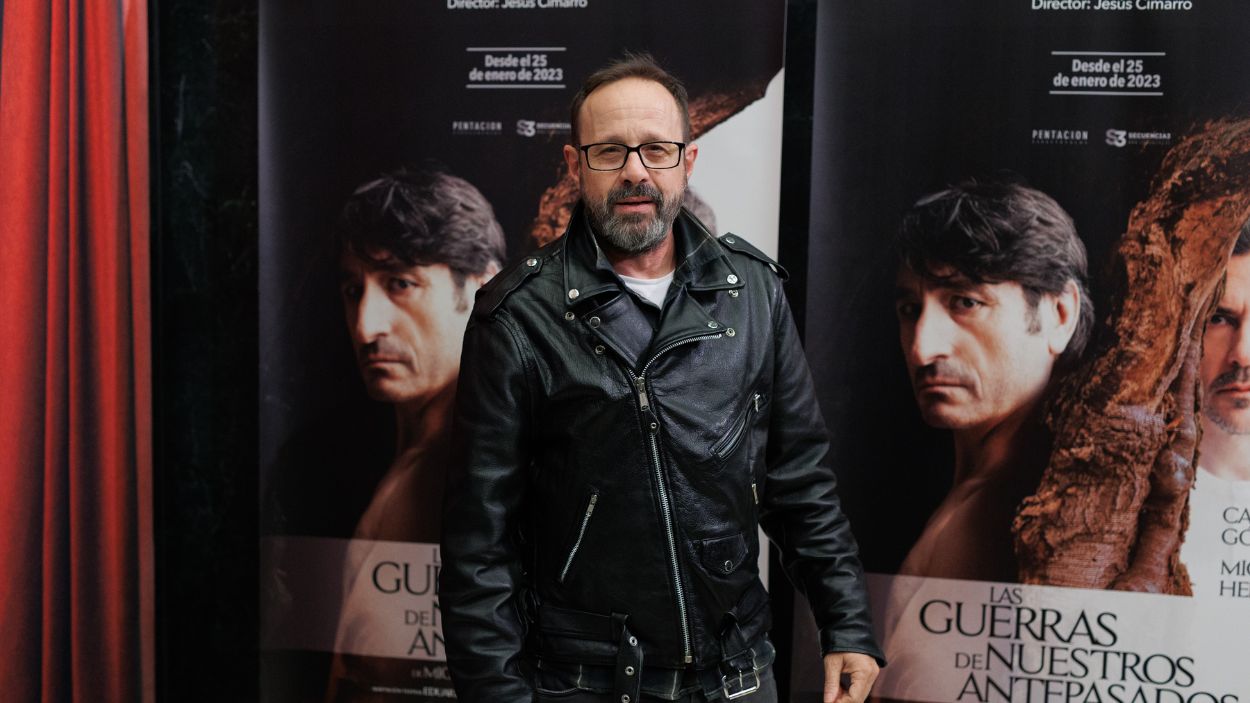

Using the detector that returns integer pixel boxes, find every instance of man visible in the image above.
[326,167,504,700]
[1181,223,1250,595]
[892,180,1092,582]
[441,54,884,703]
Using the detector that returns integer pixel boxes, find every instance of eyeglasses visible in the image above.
[578,141,686,171]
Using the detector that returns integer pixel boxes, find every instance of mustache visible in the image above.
[1210,366,1250,391]
[605,182,665,209]
[913,359,975,388]
[358,338,410,364]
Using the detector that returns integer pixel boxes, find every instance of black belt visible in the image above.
[534,581,772,702]
[537,605,643,702]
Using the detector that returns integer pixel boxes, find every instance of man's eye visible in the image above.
[895,302,919,320]
[951,296,983,310]
[1209,312,1236,327]
[341,285,362,300]
[593,145,623,156]
[389,278,416,292]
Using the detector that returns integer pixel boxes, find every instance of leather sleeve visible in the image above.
[757,277,887,666]
[441,311,537,701]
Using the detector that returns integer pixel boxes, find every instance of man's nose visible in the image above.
[904,304,953,368]
[1230,322,1250,369]
[619,148,650,184]
[352,284,391,343]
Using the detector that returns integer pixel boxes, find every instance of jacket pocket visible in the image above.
[558,488,599,583]
[710,392,764,460]
[694,531,748,577]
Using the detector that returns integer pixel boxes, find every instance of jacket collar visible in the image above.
[560,201,744,308]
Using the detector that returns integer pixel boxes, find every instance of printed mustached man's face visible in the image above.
[340,251,484,405]
[895,266,1076,433]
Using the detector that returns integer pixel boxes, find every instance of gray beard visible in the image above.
[1204,398,1250,435]
[585,181,684,255]
[1203,366,1250,435]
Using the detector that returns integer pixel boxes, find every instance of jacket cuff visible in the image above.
[820,631,887,668]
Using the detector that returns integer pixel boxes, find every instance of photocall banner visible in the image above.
[258,2,785,700]
[798,2,1250,703]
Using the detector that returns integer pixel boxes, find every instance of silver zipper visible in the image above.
[751,393,761,505]
[711,392,762,459]
[559,491,599,583]
[626,332,721,664]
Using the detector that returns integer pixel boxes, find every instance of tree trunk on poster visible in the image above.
[1014,118,1250,593]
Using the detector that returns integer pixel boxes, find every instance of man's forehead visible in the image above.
[895,264,976,290]
[339,249,426,276]
[579,78,682,140]
[1220,254,1250,306]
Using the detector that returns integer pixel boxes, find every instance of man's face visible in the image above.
[563,77,698,254]
[340,253,483,405]
[895,267,1063,432]
[1201,254,1250,435]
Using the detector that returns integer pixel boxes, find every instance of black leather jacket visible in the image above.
[442,206,884,701]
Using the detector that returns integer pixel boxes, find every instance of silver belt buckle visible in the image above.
[721,669,761,700]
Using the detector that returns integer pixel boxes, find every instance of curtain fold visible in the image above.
[0,0,153,700]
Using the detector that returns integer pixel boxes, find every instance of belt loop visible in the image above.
[719,615,754,669]
[611,613,642,703]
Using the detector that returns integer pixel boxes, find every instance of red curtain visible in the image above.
[0,0,154,700]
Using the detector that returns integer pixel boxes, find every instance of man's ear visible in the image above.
[683,141,698,179]
[1044,279,1081,356]
[563,144,581,187]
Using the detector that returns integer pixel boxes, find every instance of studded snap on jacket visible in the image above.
[441,205,885,701]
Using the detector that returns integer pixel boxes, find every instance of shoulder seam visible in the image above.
[719,233,789,282]
[476,249,554,317]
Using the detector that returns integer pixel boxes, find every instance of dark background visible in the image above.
[151,0,258,700]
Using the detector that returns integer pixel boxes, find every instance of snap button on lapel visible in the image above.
[726,274,738,284]
[588,316,601,328]
[707,321,719,329]
[526,257,538,267]
[568,288,580,300]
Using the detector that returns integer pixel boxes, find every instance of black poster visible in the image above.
[798,2,1250,701]
[258,2,786,700]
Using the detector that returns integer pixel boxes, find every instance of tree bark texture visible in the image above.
[1014,118,1250,593]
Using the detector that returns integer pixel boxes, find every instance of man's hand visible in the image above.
[823,651,880,703]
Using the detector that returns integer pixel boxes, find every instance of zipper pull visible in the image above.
[751,481,759,505]
[634,377,650,412]
[753,393,761,412]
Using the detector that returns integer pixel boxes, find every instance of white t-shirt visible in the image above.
[619,271,674,309]
[1181,467,1250,599]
